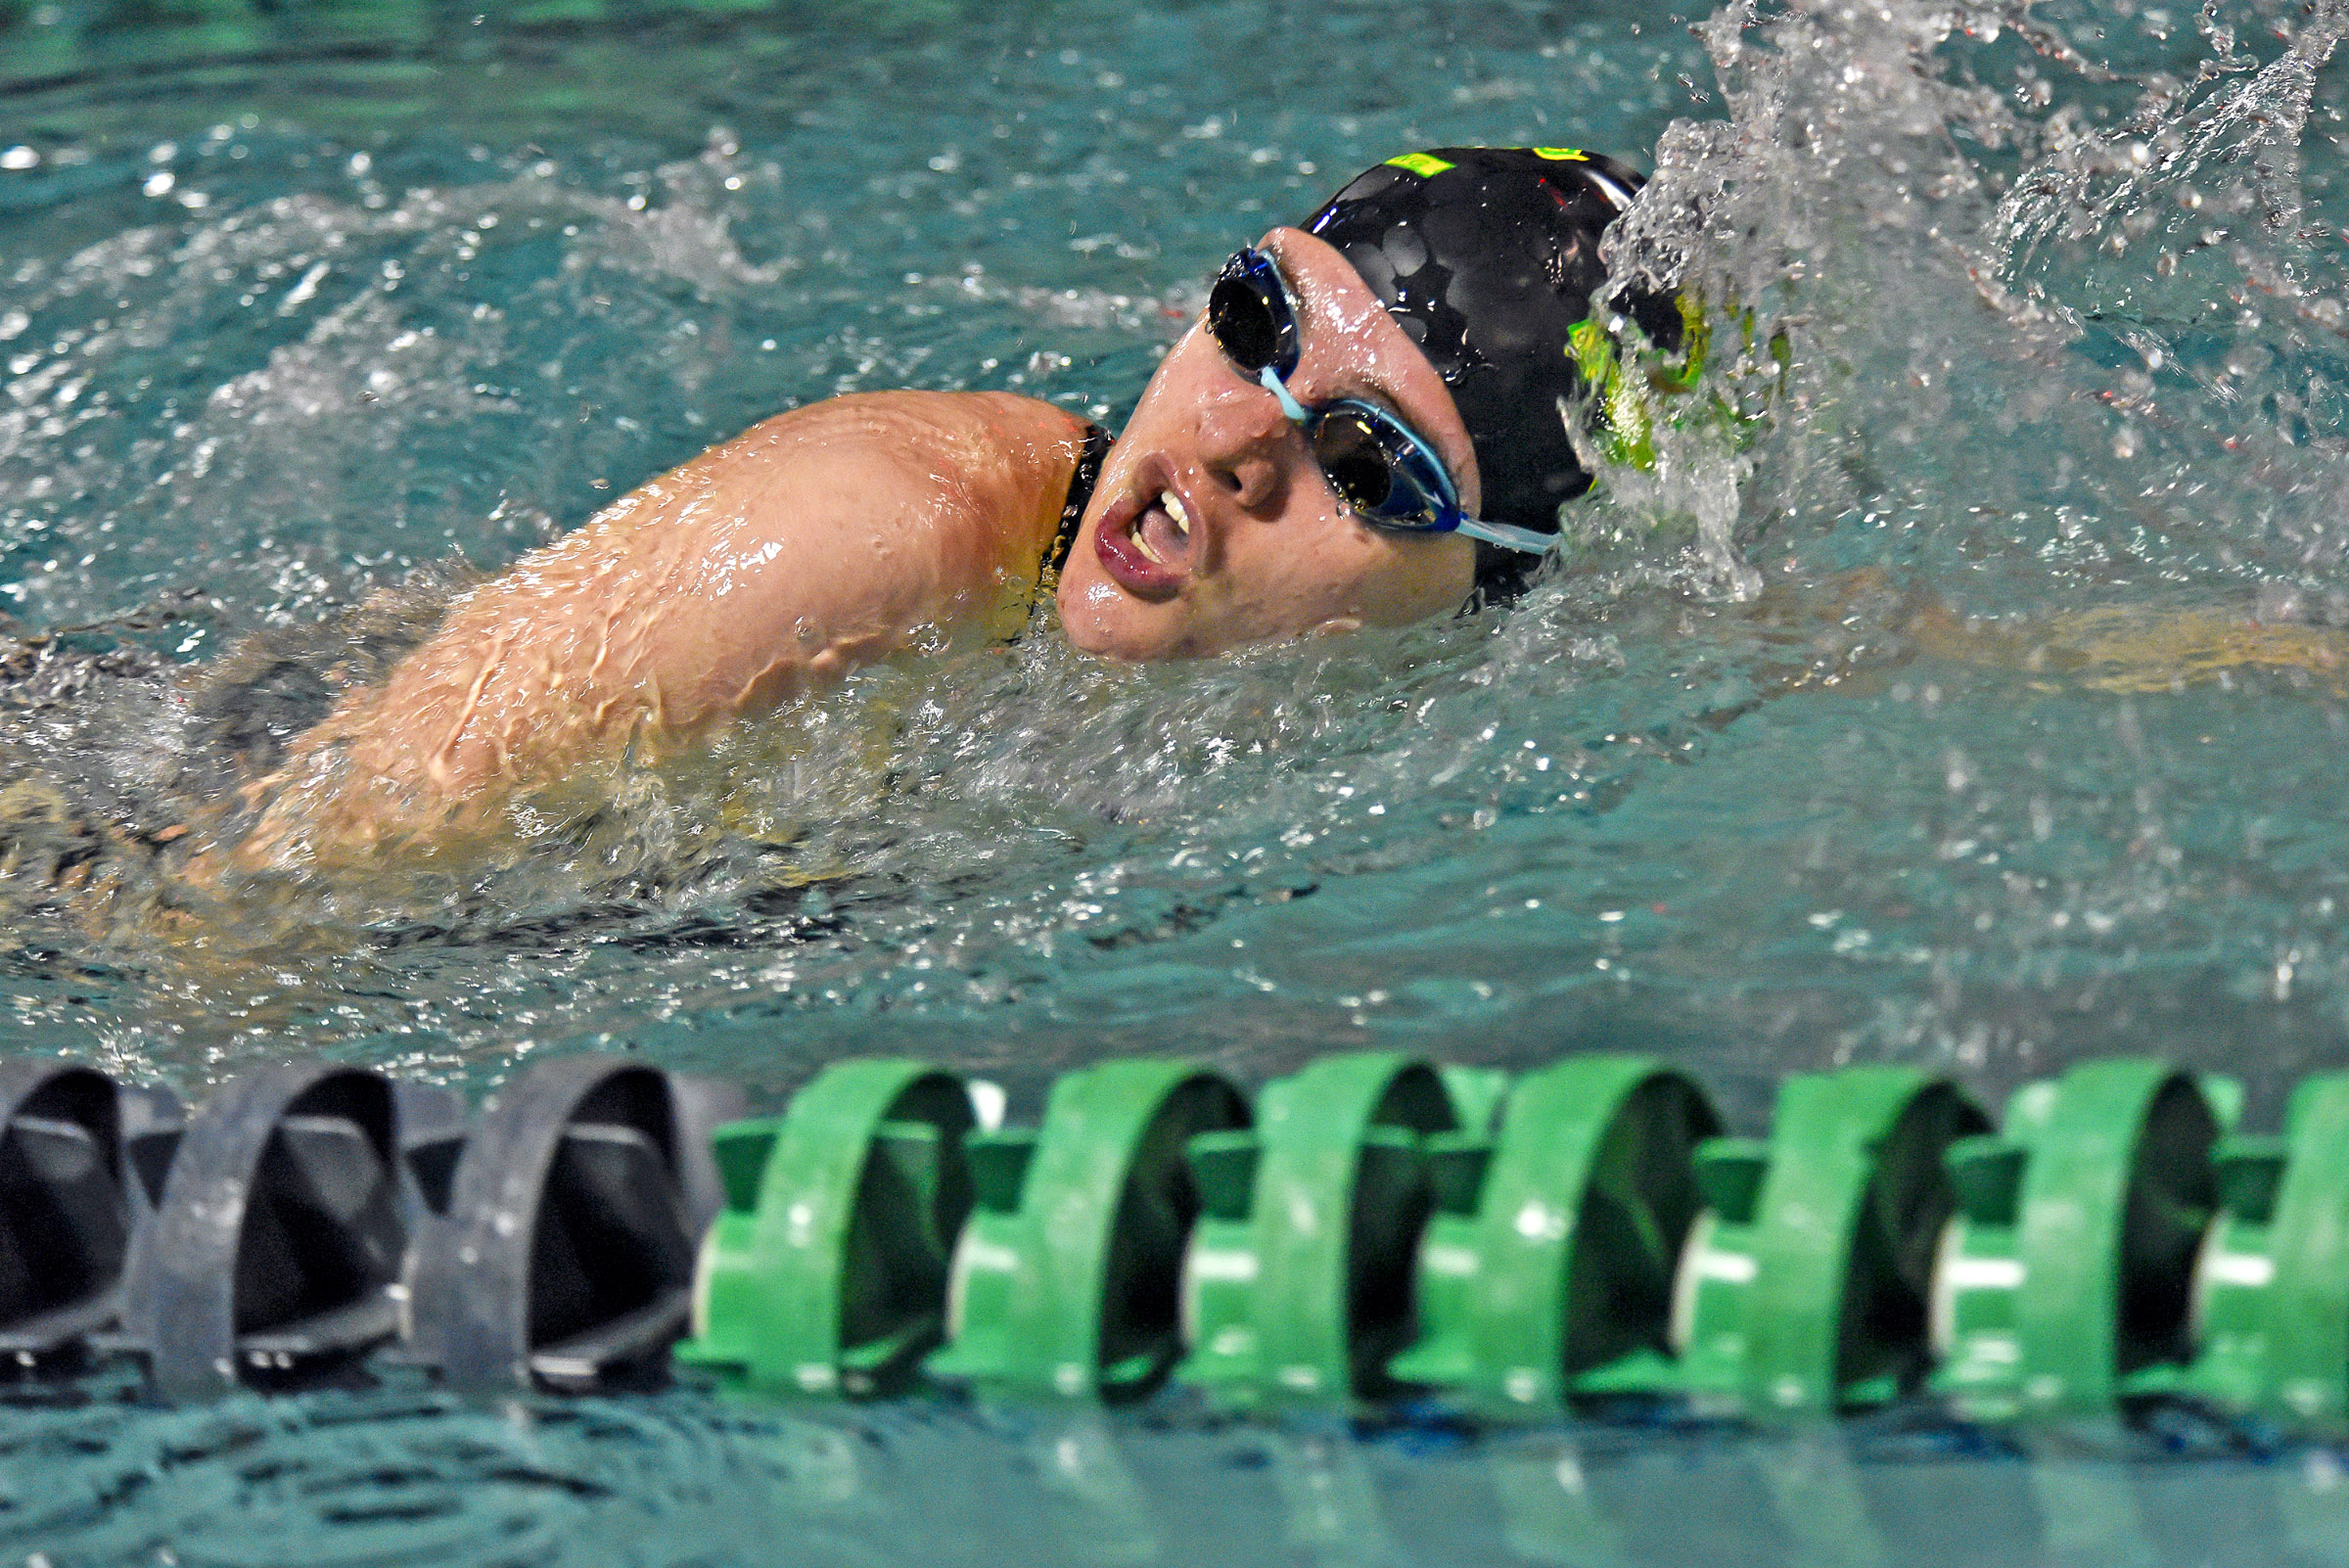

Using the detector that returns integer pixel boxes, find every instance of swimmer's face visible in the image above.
[1055,227,1479,661]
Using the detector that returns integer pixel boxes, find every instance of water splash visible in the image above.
[1593,0,2349,615]
[0,0,2344,1103]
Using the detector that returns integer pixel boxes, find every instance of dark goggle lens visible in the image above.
[1207,274,1284,374]
[1312,413,1399,515]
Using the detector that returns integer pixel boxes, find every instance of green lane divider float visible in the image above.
[674,1049,2349,1433]
[1175,1052,1474,1407]
[1389,1054,1717,1413]
[678,1060,975,1398]
[1931,1060,2225,1421]
[922,1058,1250,1402]
[2186,1073,2349,1428]
[1672,1067,1989,1417]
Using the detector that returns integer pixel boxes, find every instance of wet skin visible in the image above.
[224,228,1482,865]
[232,391,1092,861]
[1053,226,1478,660]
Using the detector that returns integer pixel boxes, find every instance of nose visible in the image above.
[1194,371,1297,509]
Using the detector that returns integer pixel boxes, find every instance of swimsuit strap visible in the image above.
[1041,423,1113,584]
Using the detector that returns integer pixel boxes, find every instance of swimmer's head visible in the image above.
[1304,148,1664,597]
[1058,147,1653,660]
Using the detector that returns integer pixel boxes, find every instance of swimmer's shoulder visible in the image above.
[726,391,1090,468]
[703,391,1095,550]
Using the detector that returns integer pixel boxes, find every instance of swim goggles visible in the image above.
[1204,247,1554,555]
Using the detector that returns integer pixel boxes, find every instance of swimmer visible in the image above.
[86,143,2349,886]
[223,147,1659,866]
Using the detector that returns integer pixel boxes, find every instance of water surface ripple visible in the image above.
[4,0,2349,1556]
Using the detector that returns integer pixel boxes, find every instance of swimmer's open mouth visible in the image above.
[1094,474,1195,599]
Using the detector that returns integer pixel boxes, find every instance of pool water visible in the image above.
[7,0,2349,1560]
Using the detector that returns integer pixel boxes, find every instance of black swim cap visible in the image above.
[1302,147,1664,595]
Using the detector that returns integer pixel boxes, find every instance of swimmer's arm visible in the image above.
[251,391,1087,848]
[1748,570,2349,699]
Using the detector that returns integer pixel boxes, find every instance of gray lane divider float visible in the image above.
[402,1056,741,1393]
[119,1062,458,1401]
[0,1059,179,1372]
[0,1053,736,1400]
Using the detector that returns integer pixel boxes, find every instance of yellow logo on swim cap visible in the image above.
[1531,147,1589,161]
[1385,153,1454,178]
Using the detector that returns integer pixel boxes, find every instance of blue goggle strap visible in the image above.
[1451,515,1556,555]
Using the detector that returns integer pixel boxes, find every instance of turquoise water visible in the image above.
[8,0,2349,1560]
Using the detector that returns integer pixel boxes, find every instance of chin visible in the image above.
[1056,572,1184,661]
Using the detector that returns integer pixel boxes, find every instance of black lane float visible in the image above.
[13,1046,2349,1437]
[0,1052,737,1398]
[0,1059,177,1374]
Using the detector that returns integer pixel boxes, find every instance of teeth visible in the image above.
[1161,490,1190,535]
